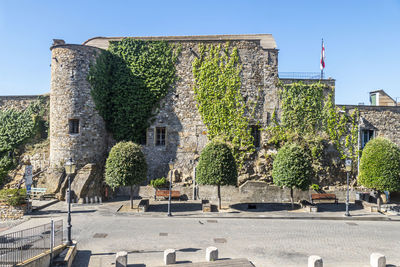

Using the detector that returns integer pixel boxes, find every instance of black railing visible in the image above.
[0,220,63,266]
[279,72,324,79]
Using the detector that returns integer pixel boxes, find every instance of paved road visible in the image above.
[3,202,400,267]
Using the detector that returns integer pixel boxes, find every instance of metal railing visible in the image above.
[0,220,63,266]
[279,72,324,79]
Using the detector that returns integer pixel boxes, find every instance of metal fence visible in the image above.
[278,72,324,79]
[0,220,63,266]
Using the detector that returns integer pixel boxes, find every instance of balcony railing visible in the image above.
[279,72,325,79]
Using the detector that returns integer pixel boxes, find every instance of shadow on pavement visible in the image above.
[314,203,363,212]
[230,203,301,212]
[31,209,97,215]
[148,203,202,212]
[72,250,91,267]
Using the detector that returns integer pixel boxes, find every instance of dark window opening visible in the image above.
[155,127,166,146]
[361,129,374,149]
[251,125,261,148]
[69,119,79,134]
[139,129,147,145]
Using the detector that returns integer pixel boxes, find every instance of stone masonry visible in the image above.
[1,34,399,198]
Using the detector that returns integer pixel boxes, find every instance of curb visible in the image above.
[113,212,400,222]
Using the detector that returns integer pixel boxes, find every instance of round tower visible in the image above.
[49,40,108,170]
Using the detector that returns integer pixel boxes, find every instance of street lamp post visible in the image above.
[167,160,174,217]
[64,158,76,245]
[345,159,352,217]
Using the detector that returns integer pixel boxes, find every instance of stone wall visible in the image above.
[0,201,29,220]
[340,105,400,147]
[142,40,279,181]
[116,181,357,203]
[0,95,46,111]
[49,44,109,170]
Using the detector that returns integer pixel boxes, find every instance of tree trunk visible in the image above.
[376,190,381,212]
[218,184,221,211]
[130,185,133,209]
[290,188,294,210]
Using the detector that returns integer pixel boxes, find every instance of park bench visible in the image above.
[154,189,181,200]
[311,193,338,204]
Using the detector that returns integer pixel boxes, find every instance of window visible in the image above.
[69,119,79,134]
[139,129,147,145]
[251,125,261,148]
[361,129,374,148]
[155,127,166,146]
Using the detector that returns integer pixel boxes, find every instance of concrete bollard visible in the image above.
[308,255,323,267]
[206,246,218,261]
[164,249,176,265]
[370,253,386,267]
[85,196,89,204]
[90,197,94,204]
[115,251,128,267]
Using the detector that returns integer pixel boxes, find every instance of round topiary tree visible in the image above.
[105,141,147,208]
[272,143,313,209]
[359,137,400,210]
[196,140,237,210]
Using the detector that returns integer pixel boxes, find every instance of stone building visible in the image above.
[1,34,399,199]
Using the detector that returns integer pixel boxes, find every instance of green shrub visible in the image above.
[150,177,168,188]
[272,143,313,208]
[0,153,15,185]
[359,137,400,192]
[197,140,237,187]
[105,142,147,189]
[197,140,237,209]
[105,141,147,208]
[0,188,27,206]
[311,184,320,191]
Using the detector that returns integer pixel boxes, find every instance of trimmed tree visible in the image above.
[359,137,400,210]
[105,141,147,208]
[272,143,313,209]
[196,140,237,210]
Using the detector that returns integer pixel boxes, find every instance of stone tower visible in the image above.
[49,40,108,170]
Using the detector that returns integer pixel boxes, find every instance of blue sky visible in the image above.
[0,0,399,104]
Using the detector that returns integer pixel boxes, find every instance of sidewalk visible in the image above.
[68,198,400,222]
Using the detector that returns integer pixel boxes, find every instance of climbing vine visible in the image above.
[88,39,180,142]
[323,92,359,162]
[267,81,359,174]
[192,43,254,168]
[0,96,48,184]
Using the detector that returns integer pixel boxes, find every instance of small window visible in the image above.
[251,125,261,148]
[155,127,166,146]
[361,129,374,148]
[139,129,147,145]
[69,119,79,134]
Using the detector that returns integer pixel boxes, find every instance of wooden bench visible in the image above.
[29,187,47,200]
[155,190,181,200]
[311,193,338,204]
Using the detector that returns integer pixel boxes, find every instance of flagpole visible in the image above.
[320,38,324,80]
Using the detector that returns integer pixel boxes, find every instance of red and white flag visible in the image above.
[320,39,325,70]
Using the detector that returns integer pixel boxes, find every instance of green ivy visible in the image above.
[279,81,325,134]
[0,97,48,185]
[192,43,254,168]
[88,39,180,142]
[323,93,359,162]
[267,82,359,175]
